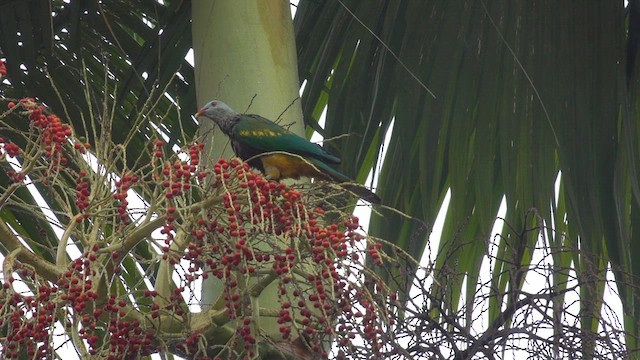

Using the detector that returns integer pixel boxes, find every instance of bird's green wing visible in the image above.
[231,114,341,164]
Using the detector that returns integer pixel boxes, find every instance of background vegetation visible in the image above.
[0,0,637,358]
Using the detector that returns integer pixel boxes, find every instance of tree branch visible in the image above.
[0,218,63,282]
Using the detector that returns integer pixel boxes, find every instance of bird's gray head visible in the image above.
[195,100,238,132]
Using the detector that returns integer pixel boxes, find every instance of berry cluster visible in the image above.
[173,158,389,358]
[25,99,72,168]
[0,139,20,158]
[1,98,77,183]
[0,135,23,182]
[60,248,160,358]
[94,296,157,358]
[156,141,207,260]
[0,93,395,359]
[0,267,57,359]
[114,172,139,225]
[75,169,92,218]
[175,331,206,358]
[57,249,99,313]
[0,249,119,358]
[162,159,194,200]
[155,141,206,199]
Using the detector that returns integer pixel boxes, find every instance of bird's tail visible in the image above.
[306,157,381,204]
[340,183,381,204]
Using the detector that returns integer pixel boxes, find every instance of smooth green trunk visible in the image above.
[191,0,302,349]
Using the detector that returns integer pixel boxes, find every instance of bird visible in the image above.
[195,100,380,204]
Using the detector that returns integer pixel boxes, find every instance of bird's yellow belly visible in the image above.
[259,153,326,180]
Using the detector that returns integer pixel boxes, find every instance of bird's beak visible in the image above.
[195,108,205,118]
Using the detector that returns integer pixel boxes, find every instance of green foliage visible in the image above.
[0,0,196,171]
[295,0,640,354]
[1,0,640,357]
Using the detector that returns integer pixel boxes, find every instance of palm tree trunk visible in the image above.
[192,0,303,348]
